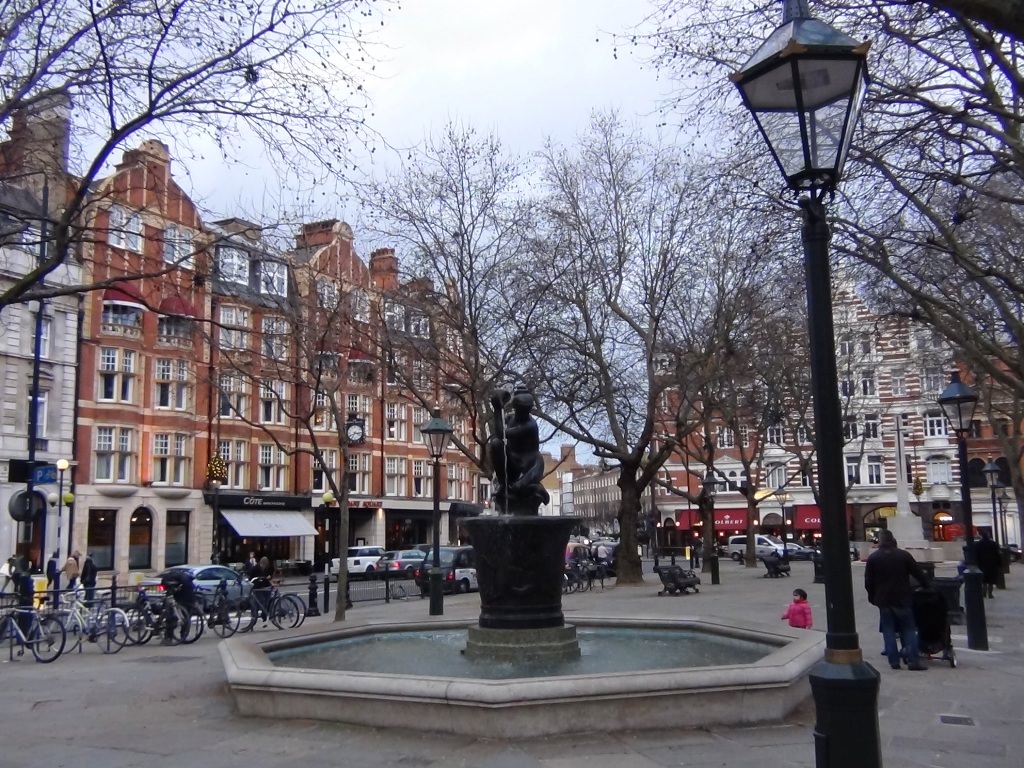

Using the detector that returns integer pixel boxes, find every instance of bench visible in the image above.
[656,565,701,595]
[761,555,791,578]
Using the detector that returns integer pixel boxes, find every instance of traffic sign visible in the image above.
[33,463,57,484]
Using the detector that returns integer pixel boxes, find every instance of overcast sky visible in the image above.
[187,0,673,224]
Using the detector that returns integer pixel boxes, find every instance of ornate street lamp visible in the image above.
[982,459,1007,589]
[702,470,725,585]
[732,2,877,766]
[938,372,988,649]
[420,408,453,616]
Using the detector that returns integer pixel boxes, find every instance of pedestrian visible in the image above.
[80,552,98,603]
[245,552,258,578]
[864,530,929,671]
[691,538,702,569]
[63,550,81,590]
[975,530,1001,599]
[780,588,814,629]
[46,550,59,588]
[0,556,13,593]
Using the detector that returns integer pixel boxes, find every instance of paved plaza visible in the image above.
[1,559,1022,767]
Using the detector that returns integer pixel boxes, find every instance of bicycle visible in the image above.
[124,586,203,646]
[197,579,243,638]
[0,604,66,663]
[240,582,304,632]
[56,587,130,654]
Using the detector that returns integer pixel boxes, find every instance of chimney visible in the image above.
[1,89,71,187]
[369,247,398,291]
[295,219,340,249]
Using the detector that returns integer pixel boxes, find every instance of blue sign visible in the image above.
[32,464,57,484]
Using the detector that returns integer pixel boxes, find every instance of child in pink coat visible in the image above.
[781,588,814,629]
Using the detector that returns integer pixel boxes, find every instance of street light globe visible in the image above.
[56,458,70,472]
[47,491,59,506]
[322,490,335,506]
[62,491,75,506]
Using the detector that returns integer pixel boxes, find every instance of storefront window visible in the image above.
[88,509,117,569]
[128,508,152,569]
[165,510,189,566]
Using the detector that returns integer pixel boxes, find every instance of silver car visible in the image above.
[138,564,252,608]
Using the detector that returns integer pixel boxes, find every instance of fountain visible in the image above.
[220,384,823,737]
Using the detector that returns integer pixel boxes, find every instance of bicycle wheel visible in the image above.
[210,598,242,638]
[57,611,85,654]
[29,614,66,663]
[390,584,407,601]
[269,594,303,630]
[98,609,130,654]
[124,606,154,645]
[176,604,205,644]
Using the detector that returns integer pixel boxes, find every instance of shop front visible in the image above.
[208,491,316,566]
[792,504,823,546]
[714,508,749,546]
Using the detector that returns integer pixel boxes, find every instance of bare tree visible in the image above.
[0,0,392,310]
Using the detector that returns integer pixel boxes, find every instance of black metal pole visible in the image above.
[990,484,1006,589]
[956,435,988,648]
[54,468,65,594]
[26,183,49,572]
[429,458,443,616]
[800,195,881,768]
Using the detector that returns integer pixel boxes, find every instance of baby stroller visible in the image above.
[912,587,956,668]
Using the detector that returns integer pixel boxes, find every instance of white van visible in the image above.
[728,535,786,561]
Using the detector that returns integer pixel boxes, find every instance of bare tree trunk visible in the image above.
[616,473,643,584]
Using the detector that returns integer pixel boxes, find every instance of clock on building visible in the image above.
[346,416,366,444]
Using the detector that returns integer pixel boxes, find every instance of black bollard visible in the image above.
[307,574,321,617]
[110,573,118,608]
[323,566,331,614]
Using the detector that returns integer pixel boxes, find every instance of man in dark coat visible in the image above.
[864,530,930,671]
[975,530,1002,599]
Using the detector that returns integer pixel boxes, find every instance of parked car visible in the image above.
[377,549,426,577]
[727,535,786,561]
[414,546,477,595]
[138,564,252,608]
[781,543,814,561]
[331,546,386,577]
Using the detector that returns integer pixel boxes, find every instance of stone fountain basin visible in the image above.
[219,616,824,739]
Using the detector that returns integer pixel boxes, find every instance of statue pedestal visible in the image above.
[886,514,938,561]
[463,624,580,662]
[463,516,578,630]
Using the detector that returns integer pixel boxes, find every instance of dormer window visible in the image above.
[108,205,142,252]
[163,226,194,269]
[385,302,405,332]
[218,246,249,284]
[260,261,287,296]
[350,289,369,323]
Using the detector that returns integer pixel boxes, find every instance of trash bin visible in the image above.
[932,576,965,626]
[812,552,826,585]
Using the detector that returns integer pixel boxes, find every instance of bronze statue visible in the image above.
[488,384,549,515]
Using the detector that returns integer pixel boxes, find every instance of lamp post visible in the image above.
[938,372,988,650]
[702,470,723,585]
[732,3,877,766]
[776,489,793,557]
[53,458,70,591]
[998,486,1013,568]
[982,458,1011,582]
[420,408,453,616]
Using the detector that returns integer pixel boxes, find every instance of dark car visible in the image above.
[414,546,477,595]
[138,564,252,608]
[781,543,814,561]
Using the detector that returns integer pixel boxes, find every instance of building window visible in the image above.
[157,315,191,343]
[219,375,249,419]
[766,424,784,445]
[259,261,288,296]
[259,380,287,424]
[412,460,431,497]
[347,452,371,494]
[447,463,465,499]
[313,450,337,494]
[412,406,428,444]
[218,246,249,284]
[890,370,906,396]
[27,391,47,438]
[313,389,336,431]
[128,508,152,569]
[922,366,945,395]
[351,289,370,323]
[968,419,983,439]
[765,463,787,489]
[316,278,339,309]
[717,427,735,449]
[385,456,406,496]
[101,301,143,334]
[842,417,859,441]
[861,370,875,396]
[95,426,134,482]
[96,348,134,403]
[385,302,405,332]
[386,402,407,441]
[153,433,189,485]
[863,414,879,439]
[163,225,194,268]
[860,333,872,355]
[87,510,116,570]
[261,316,289,360]
[409,312,430,338]
[108,206,141,252]
[845,457,861,485]
[155,359,189,410]
[867,456,883,485]
[165,510,189,566]
[38,315,51,358]
[258,444,286,491]
[412,359,430,389]
[219,306,250,350]
[738,425,749,446]
[840,378,853,397]
[220,439,248,489]
[926,456,951,484]
[924,411,947,438]
[838,336,853,356]
[796,426,809,444]
[314,353,339,378]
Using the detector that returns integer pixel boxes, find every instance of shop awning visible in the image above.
[220,510,317,538]
[714,508,749,530]
[103,282,145,307]
[158,296,198,317]
[672,509,699,530]
[793,504,822,530]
